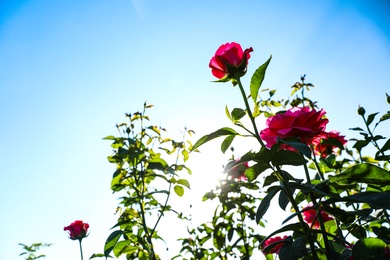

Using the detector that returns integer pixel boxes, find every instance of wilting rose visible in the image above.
[227,160,249,181]
[262,235,288,254]
[312,130,347,157]
[302,205,333,229]
[260,106,328,149]
[209,42,253,80]
[64,220,89,240]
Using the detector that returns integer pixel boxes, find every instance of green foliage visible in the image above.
[19,243,51,260]
[101,103,193,260]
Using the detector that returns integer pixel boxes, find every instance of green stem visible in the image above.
[79,239,84,260]
[235,78,266,148]
[275,166,318,260]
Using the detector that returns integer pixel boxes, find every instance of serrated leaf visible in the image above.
[250,55,272,102]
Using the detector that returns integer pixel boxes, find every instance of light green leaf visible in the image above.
[174,185,184,197]
[250,55,272,102]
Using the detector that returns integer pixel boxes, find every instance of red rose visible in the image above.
[260,106,329,149]
[312,130,347,158]
[64,220,89,241]
[302,204,333,229]
[209,42,253,80]
[227,160,249,181]
[262,235,288,254]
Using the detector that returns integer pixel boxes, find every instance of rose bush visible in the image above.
[302,204,334,229]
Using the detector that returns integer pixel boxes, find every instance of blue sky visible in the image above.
[1,0,390,259]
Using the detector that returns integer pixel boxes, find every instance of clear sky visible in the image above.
[1,0,390,259]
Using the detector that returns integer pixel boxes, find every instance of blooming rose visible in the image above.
[302,204,333,229]
[227,160,249,181]
[262,235,288,254]
[260,106,329,149]
[209,42,253,80]
[64,220,89,240]
[312,130,347,158]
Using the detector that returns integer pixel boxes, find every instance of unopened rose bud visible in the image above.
[357,106,366,116]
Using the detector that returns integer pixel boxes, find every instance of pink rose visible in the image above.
[262,235,288,254]
[227,160,249,181]
[302,204,333,229]
[312,130,347,158]
[64,220,89,241]
[259,106,329,149]
[209,42,253,79]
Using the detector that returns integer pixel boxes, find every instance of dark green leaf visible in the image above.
[367,112,379,126]
[352,238,386,259]
[190,127,237,152]
[245,162,271,181]
[250,55,272,102]
[325,192,390,209]
[221,135,235,153]
[231,108,246,121]
[279,237,307,260]
[256,186,281,223]
[278,189,290,211]
[272,150,307,166]
[104,230,123,258]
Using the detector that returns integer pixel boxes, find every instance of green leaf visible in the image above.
[250,55,272,102]
[329,163,390,185]
[279,237,307,260]
[278,189,290,211]
[104,230,123,258]
[326,192,390,209]
[90,253,113,259]
[256,186,281,223]
[245,162,271,181]
[177,179,190,189]
[221,135,235,153]
[366,112,379,126]
[231,108,246,121]
[272,150,307,166]
[352,238,386,259]
[174,185,184,197]
[113,241,138,258]
[190,127,237,152]
[147,158,168,171]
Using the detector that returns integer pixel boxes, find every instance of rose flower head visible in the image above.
[226,159,249,181]
[260,106,328,149]
[312,130,347,158]
[64,220,89,241]
[302,204,333,229]
[262,235,288,255]
[209,42,253,83]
